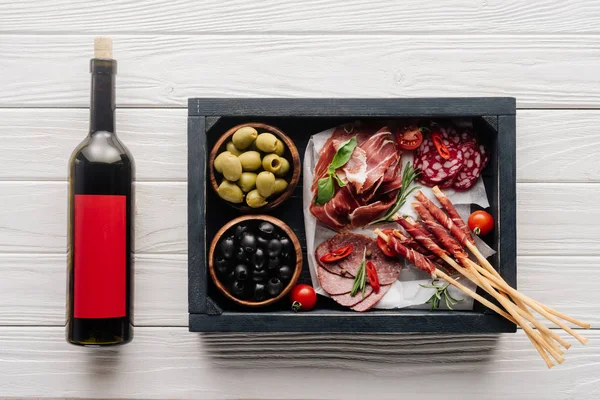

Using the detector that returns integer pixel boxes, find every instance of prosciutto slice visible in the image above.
[310,123,403,230]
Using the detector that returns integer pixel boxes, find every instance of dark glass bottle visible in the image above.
[67,39,134,346]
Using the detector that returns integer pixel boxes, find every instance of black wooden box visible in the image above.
[188,98,516,333]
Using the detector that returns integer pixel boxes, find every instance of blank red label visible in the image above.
[74,194,126,319]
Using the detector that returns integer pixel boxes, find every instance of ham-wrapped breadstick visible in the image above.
[387,234,436,274]
[415,190,471,247]
[413,202,468,258]
[431,186,475,245]
[394,216,448,258]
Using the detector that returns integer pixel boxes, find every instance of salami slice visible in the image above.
[317,265,355,295]
[452,142,484,191]
[351,284,393,312]
[332,288,374,307]
[415,135,463,185]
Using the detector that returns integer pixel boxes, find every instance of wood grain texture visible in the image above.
[1,254,596,327]
[1,182,596,255]
[0,254,187,326]
[0,182,186,253]
[1,0,599,34]
[517,110,600,182]
[0,327,597,399]
[0,108,186,181]
[1,109,600,182]
[1,35,600,108]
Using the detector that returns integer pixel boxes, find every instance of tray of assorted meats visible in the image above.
[187,97,526,334]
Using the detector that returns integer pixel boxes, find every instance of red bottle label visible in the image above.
[74,194,127,319]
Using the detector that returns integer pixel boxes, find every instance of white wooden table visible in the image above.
[1,1,599,398]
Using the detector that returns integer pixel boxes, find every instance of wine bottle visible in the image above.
[67,38,134,346]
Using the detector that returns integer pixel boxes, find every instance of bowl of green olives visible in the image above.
[208,215,303,307]
[209,123,301,211]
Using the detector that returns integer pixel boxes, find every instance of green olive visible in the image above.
[238,151,262,171]
[232,126,258,150]
[256,171,276,198]
[218,180,244,203]
[220,154,242,181]
[273,178,288,195]
[255,133,278,153]
[246,190,268,208]
[262,154,281,173]
[226,141,243,156]
[274,157,290,177]
[274,139,285,156]
[237,172,257,193]
[214,151,232,174]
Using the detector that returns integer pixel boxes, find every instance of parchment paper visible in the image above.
[302,128,496,310]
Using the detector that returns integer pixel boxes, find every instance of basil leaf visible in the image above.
[333,173,346,188]
[329,137,357,170]
[315,175,335,205]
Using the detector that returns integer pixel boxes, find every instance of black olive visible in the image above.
[220,236,236,259]
[278,265,293,281]
[215,257,231,276]
[268,256,280,270]
[267,277,284,297]
[258,222,275,239]
[236,247,249,262]
[279,237,292,252]
[267,239,283,257]
[257,236,269,249]
[240,233,257,253]
[252,267,268,282]
[231,281,246,299]
[253,282,267,302]
[234,264,249,281]
[235,224,248,240]
[252,248,266,268]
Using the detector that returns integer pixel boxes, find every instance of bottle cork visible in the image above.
[94,37,113,59]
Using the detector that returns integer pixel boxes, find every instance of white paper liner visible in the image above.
[302,128,496,310]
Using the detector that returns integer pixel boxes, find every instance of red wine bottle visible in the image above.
[67,38,134,346]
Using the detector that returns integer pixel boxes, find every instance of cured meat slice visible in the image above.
[414,136,463,185]
[358,127,399,194]
[333,288,374,307]
[351,284,393,312]
[341,146,367,191]
[309,186,361,231]
[315,233,402,286]
[317,265,355,295]
[452,142,483,191]
[348,195,396,228]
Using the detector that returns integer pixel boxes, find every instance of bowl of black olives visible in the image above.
[208,215,302,307]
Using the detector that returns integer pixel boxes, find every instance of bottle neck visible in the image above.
[89,59,117,135]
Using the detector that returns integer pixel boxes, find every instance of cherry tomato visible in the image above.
[290,284,317,312]
[376,228,397,257]
[395,126,424,150]
[468,210,494,236]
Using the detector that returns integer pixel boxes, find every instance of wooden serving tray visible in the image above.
[187,98,516,333]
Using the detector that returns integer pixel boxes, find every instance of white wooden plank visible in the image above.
[0,327,597,399]
[0,182,596,255]
[1,0,599,34]
[1,35,600,108]
[1,108,600,183]
[0,108,186,181]
[516,110,600,182]
[0,253,186,326]
[0,253,595,327]
[0,181,186,254]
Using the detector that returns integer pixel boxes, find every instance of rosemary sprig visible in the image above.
[350,248,367,298]
[419,278,464,311]
[370,162,421,225]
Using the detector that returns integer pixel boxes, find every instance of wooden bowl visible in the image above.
[208,215,303,308]
[208,122,301,212]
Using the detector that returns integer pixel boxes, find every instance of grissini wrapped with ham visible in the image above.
[413,202,468,259]
[415,190,471,247]
[387,234,436,275]
[431,186,475,245]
